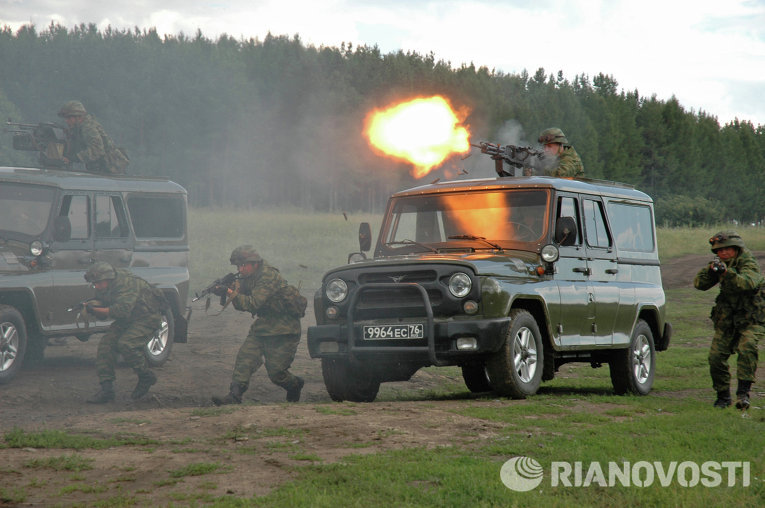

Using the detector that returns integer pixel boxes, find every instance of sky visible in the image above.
[2,0,764,127]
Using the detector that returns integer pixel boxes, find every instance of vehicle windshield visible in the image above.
[0,183,56,237]
[382,189,550,252]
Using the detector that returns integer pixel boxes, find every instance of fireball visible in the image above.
[364,96,470,178]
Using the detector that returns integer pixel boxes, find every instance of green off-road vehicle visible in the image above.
[0,166,190,383]
[308,175,672,401]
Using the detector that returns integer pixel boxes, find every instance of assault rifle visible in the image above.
[192,272,241,306]
[471,141,546,177]
[66,299,103,328]
[4,119,69,169]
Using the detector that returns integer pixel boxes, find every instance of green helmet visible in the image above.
[230,245,262,265]
[709,230,745,252]
[84,262,116,282]
[58,100,87,118]
[538,127,568,145]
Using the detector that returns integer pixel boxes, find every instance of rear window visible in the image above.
[127,195,185,239]
[607,202,655,252]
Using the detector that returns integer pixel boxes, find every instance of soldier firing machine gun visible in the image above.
[471,141,546,177]
[4,119,69,169]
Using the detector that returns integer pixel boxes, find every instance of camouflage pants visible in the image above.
[231,332,301,393]
[95,316,158,383]
[708,324,762,392]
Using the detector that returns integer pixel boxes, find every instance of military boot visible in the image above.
[735,380,752,410]
[87,381,115,404]
[212,383,245,406]
[286,376,304,403]
[131,371,157,400]
[713,390,732,409]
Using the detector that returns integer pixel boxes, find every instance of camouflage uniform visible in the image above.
[538,127,584,178]
[58,100,129,174]
[213,246,303,404]
[85,262,163,402]
[694,231,764,409]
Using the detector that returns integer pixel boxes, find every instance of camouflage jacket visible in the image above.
[231,262,301,336]
[546,145,584,178]
[694,249,765,329]
[65,115,127,174]
[95,268,163,324]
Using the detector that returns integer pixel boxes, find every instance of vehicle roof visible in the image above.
[393,175,653,202]
[0,166,187,194]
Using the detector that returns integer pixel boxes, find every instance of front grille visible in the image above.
[359,270,437,284]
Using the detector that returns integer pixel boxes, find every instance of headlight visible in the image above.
[326,278,348,303]
[541,244,559,263]
[29,241,44,257]
[448,272,472,298]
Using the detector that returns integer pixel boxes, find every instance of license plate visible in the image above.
[363,323,424,340]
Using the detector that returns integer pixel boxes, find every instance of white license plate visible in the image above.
[363,324,424,340]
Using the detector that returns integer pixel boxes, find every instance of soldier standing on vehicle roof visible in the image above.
[538,127,584,178]
[212,246,305,405]
[694,231,764,410]
[57,100,129,175]
[84,262,165,403]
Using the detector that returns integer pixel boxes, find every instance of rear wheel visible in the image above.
[144,310,175,367]
[609,319,655,395]
[321,358,380,402]
[0,305,27,384]
[461,364,492,393]
[486,309,543,399]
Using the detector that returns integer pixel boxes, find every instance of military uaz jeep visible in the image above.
[0,167,190,383]
[308,176,672,401]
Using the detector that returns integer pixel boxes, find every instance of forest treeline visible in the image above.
[0,23,763,225]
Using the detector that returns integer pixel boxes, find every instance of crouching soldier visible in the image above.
[212,245,306,405]
[84,262,164,403]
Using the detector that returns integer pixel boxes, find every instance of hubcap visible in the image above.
[146,315,169,357]
[0,321,19,372]
[513,326,537,383]
[631,334,652,384]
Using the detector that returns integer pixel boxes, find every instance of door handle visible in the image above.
[605,268,618,274]
[573,267,591,275]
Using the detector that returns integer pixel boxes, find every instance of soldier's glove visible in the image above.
[710,259,727,275]
[211,285,229,297]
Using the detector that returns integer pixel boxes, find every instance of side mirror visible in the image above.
[53,216,72,242]
[555,216,577,246]
[359,222,372,252]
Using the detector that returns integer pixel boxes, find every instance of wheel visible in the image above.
[144,310,175,367]
[321,358,380,402]
[461,364,492,393]
[486,309,543,399]
[609,319,655,395]
[0,305,28,384]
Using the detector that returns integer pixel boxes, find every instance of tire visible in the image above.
[609,319,655,395]
[321,358,380,402]
[144,310,175,367]
[486,309,543,399]
[461,364,492,393]
[0,305,28,384]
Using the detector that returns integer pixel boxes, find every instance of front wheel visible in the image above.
[486,309,543,399]
[321,358,380,402]
[144,310,175,367]
[0,305,28,384]
[609,319,655,395]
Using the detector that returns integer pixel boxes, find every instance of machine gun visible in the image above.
[471,141,546,177]
[4,119,69,169]
[192,272,241,307]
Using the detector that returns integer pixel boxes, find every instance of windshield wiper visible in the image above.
[384,239,439,253]
[448,235,503,250]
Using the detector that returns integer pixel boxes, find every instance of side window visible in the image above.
[127,195,185,238]
[95,195,130,238]
[607,202,655,252]
[59,195,90,240]
[556,196,581,245]
[583,199,611,249]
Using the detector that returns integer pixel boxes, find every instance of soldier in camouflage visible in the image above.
[58,100,129,174]
[694,231,764,410]
[212,246,304,405]
[83,262,164,403]
[538,127,584,178]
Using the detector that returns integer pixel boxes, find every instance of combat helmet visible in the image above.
[58,100,87,118]
[230,245,262,265]
[538,127,569,145]
[709,230,746,253]
[84,262,116,282]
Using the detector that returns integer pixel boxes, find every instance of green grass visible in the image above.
[657,225,765,260]
[2,429,158,449]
